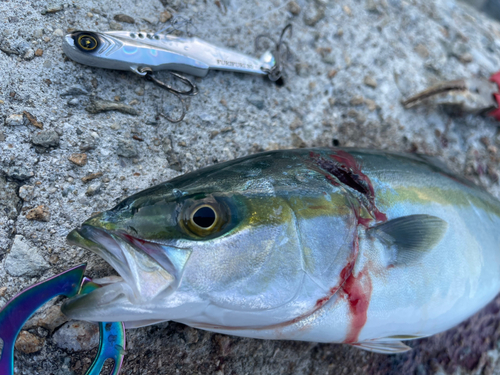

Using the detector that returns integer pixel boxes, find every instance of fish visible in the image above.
[61,148,500,354]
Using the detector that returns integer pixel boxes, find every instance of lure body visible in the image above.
[62,30,274,77]
[62,148,500,353]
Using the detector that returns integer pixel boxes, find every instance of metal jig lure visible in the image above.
[63,20,291,122]
[0,264,126,375]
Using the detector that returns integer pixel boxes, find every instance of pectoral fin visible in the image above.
[350,339,412,354]
[369,214,448,265]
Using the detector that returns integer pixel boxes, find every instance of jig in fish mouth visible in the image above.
[61,221,192,321]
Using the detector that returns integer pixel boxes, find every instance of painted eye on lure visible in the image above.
[182,201,225,237]
[75,33,99,51]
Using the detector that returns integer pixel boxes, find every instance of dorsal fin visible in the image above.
[368,214,448,265]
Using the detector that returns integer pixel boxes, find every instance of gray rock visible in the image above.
[303,6,325,26]
[5,114,26,126]
[31,130,60,148]
[67,98,79,106]
[79,135,96,151]
[19,185,34,201]
[117,138,138,158]
[41,3,63,14]
[7,166,34,180]
[85,97,139,116]
[113,14,135,23]
[85,182,101,196]
[246,95,265,110]
[24,305,69,332]
[0,176,21,220]
[109,21,123,30]
[23,48,35,60]
[5,235,50,277]
[52,321,99,351]
[60,86,89,97]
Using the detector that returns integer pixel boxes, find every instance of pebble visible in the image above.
[5,235,50,277]
[60,86,89,97]
[135,87,145,96]
[41,3,63,14]
[5,114,27,126]
[303,6,325,26]
[53,29,64,37]
[0,176,21,220]
[288,1,301,15]
[68,153,88,166]
[79,136,96,152]
[25,305,69,332]
[31,130,60,148]
[26,205,50,222]
[159,10,172,22]
[53,321,99,351]
[19,185,34,201]
[246,95,265,110]
[113,14,135,23]
[86,182,101,196]
[15,331,44,354]
[117,138,139,158]
[7,166,34,180]
[0,287,6,297]
[35,48,43,56]
[23,111,43,129]
[67,98,79,106]
[23,48,35,60]
[109,21,123,31]
[86,97,139,116]
[364,75,377,88]
[81,171,103,183]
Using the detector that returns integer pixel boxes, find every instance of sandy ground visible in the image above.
[3,0,500,374]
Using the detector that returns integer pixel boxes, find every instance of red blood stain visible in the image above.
[342,268,373,343]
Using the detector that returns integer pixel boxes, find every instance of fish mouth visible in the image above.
[61,225,192,322]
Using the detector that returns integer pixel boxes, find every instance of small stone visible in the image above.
[7,166,34,180]
[60,86,89,97]
[79,136,96,151]
[303,6,325,26]
[109,21,123,31]
[365,98,377,111]
[350,95,365,106]
[415,44,429,58]
[81,172,103,183]
[289,117,303,131]
[23,48,35,60]
[19,185,35,201]
[129,99,139,106]
[117,138,138,158]
[86,182,101,196]
[31,130,60,148]
[87,12,93,18]
[0,176,21,220]
[24,305,69,332]
[288,0,301,15]
[68,153,88,166]
[364,75,377,88]
[159,10,172,23]
[67,98,79,106]
[26,205,50,222]
[53,29,64,37]
[5,114,27,126]
[35,48,43,56]
[134,87,145,96]
[5,235,50,277]
[0,287,6,297]
[41,3,63,14]
[86,97,139,116]
[113,14,135,23]
[23,111,43,129]
[53,321,99,352]
[246,95,265,110]
[15,331,44,354]
[34,29,44,38]
[328,69,338,79]
[342,5,352,16]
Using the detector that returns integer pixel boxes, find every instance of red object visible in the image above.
[489,71,500,121]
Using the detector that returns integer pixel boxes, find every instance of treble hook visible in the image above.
[255,24,292,82]
[139,67,198,123]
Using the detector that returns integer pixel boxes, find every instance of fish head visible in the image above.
[62,151,358,327]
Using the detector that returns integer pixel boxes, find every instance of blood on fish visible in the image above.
[342,269,372,344]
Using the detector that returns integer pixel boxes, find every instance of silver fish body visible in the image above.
[62,148,500,353]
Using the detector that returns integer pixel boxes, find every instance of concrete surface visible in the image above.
[2,0,500,374]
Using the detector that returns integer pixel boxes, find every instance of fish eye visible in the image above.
[75,33,99,52]
[192,206,216,229]
[181,200,226,238]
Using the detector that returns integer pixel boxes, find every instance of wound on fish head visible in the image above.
[62,149,370,331]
